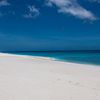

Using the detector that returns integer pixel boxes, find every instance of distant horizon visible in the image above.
[2,50,100,52]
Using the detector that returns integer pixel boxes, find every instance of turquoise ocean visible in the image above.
[4,51,100,66]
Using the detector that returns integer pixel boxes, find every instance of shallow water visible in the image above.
[4,51,100,66]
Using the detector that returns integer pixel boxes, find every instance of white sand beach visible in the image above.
[0,53,100,100]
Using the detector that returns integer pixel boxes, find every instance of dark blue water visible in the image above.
[4,51,100,65]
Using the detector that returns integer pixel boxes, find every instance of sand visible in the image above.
[0,53,100,100]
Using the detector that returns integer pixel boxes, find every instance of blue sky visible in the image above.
[0,0,100,51]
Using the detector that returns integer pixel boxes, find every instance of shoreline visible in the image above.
[0,53,100,100]
[0,52,99,67]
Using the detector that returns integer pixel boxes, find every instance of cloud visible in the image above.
[23,5,40,18]
[0,0,10,7]
[46,0,97,20]
[0,0,10,17]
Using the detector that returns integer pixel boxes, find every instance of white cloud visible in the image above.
[0,0,10,17]
[0,0,10,7]
[23,5,40,18]
[46,0,97,20]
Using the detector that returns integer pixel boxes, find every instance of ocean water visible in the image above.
[4,51,100,66]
